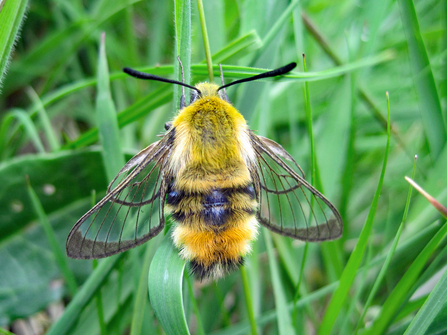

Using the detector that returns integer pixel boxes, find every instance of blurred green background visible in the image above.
[0,0,446,334]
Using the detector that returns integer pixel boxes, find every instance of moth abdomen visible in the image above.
[169,184,258,279]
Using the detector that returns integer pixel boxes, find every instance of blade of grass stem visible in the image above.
[26,87,61,151]
[206,30,262,64]
[303,53,343,282]
[339,74,357,237]
[264,230,295,335]
[7,109,45,153]
[318,92,391,335]
[96,32,125,179]
[354,155,418,334]
[92,259,107,335]
[173,0,191,107]
[293,243,308,303]
[292,242,309,332]
[240,265,258,335]
[185,272,205,335]
[252,0,300,64]
[90,191,107,335]
[302,54,318,189]
[196,0,214,82]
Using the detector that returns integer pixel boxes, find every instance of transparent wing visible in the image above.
[250,134,342,241]
[66,135,174,259]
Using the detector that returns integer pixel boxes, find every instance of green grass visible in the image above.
[0,0,446,334]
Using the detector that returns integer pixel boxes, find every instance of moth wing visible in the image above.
[66,135,174,259]
[250,133,343,241]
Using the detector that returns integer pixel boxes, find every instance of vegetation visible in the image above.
[0,0,446,334]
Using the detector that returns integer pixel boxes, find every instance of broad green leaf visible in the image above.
[0,150,107,241]
[148,231,188,335]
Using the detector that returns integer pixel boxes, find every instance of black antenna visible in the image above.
[217,62,297,92]
[123,68,202,95]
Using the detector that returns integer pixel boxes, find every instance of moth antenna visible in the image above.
[123,68,201,96]
[217,62,297,92]
[177,56,186,109]
[219,64,229,102]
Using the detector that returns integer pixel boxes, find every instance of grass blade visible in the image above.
[365,218,447,334]
[318,92,391,334]
[130,236,162,335]
[197,0,214,82]
[148,231,188,334]
[92,259,107,335]
[354,155,418,334]
[264,230,295,335]
[96,32,125,179]
[398,0,446,159]
[240,265,258,335]
[207,30,262,64]
[6,109,46,153]
[26,87,61,152]
[403,263,447,334]
[173,0,191,106]
[0,0,27,87]
[185,272,205,335]
[46,255,124,335]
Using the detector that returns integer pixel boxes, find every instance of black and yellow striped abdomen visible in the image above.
[168,184,258,279]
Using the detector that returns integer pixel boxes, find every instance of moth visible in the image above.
[66,62,343,279]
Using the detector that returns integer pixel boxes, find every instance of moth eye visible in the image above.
[164,122,172,131]
[190,90,199,104]
[218,90,229,102]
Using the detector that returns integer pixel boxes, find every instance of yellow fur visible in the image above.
[172,216,258,266]
[168,83,258,278]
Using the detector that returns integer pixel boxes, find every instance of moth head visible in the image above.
[191,83,228,104]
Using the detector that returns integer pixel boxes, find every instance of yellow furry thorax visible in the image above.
[168,82,255,193]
